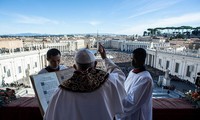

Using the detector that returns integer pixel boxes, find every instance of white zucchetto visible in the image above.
[75,48,96,64]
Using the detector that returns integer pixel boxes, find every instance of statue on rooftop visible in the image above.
[162,68,171,87]
[164,68,170,79]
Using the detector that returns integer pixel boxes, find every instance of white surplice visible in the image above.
[118,70,153,120]
[38,65,67,74]
[43,58,126,120]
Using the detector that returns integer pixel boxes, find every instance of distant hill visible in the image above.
[0,33,54,37]
[0,33,127,37]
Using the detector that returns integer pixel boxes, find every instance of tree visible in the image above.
[143,31,147,36]
[132,34,135,40]
[85,34,91,38]
[147,28,154,35]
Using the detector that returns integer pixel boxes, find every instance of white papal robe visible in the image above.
[43,58,126,120]
[117,70,153,120]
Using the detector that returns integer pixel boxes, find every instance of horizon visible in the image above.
[0,0,200,35]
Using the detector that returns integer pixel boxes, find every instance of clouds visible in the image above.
[14,14,59,25]
[0,12,68,34]
[127,0,183,19]
[0,12,60,25]
[88,21,101,26]
[0,0,199,35]
[110,0,183,19]
[157,13,200,26]
[117,12,200,35]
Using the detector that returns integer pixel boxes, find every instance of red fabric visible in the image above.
[153,98,194,109]
[153,98,200,120]
[132,68,141,73]
[0,97,43,120]
[6,97,39,107]
[132,67,146,74]
[0,97,199,120]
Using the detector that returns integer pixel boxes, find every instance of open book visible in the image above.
[30,67,75,116]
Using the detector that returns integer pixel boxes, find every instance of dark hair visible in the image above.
[47,48,61,59]
[132,48,146,65]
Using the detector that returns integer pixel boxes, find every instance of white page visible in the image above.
[56,67,75,83]
[30,72,59,115]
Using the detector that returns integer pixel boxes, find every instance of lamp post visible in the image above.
[25,68,30,85]
[195,72,200,92]
[1,74,6,87]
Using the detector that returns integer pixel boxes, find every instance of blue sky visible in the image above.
[0,0,200,35]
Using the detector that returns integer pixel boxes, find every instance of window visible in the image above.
[166,61,170,69]
[7,69,11,77]
[159,59,162,65]
[27,64,30,69]
[175,63,179,73]
[189,65,194,72]
[3,66,6,73]
[149,54,152,65]
[35,62,37,67]
[18,66,22,73]
[186,66,191,77]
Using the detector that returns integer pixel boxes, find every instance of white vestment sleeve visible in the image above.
[103,58,127,114]
[103,58,126,84]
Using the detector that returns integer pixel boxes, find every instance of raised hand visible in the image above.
[98,43,107,59]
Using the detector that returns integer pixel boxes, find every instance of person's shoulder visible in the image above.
[38,68,48,74]
[128,70,133,75]
[59,65,68,70]
[106,73,121,84]
[143,71,152,77]
[140,71,153,81]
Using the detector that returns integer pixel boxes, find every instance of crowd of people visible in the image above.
[61,50,133,76]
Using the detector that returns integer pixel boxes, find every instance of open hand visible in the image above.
[98,43,107,59]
